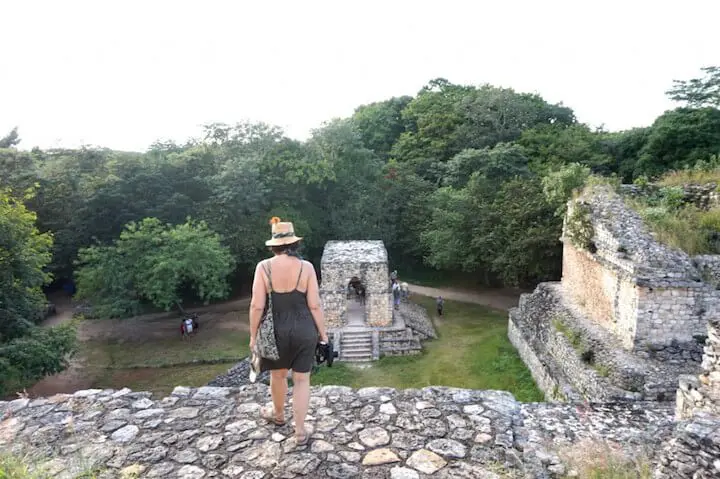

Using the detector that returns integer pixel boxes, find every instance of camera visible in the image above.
[316,341,339,367]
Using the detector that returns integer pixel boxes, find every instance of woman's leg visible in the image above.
[291,371,311,438]
[270,369,288,420]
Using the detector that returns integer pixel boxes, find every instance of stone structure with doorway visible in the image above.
[319,240,436,362]
[320,240,392,328]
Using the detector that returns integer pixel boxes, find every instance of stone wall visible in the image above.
[676,319,720,419]
[660,318,720,478]
[397,301,437,340]
[508,283,665,402]
[508,313,581,402]
[653,413,720,478]
[0,384,677,479]
[694,255,720,288]
[321,292,346,328]
[562,186,712,355]
[561,242,638,347]
[366,292,392,327]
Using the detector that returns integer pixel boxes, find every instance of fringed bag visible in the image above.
[257,262,280,361]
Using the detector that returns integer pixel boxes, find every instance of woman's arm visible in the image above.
[249,261,268,346]
[305,261,328,341]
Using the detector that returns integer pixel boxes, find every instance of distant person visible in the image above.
[436,296,444,316]
[180,317,193,338]
[390,270,398,284]
[400,281,409,299]
[392,280,401,309]
[62,279,76,297]
[249,217,328,446]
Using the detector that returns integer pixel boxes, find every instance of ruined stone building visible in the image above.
[4,188,720,478]
[319,240,436,362]
[319,240,392,329]
[509,183,717,403]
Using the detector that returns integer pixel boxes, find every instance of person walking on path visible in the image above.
[436,296,444,316]
[249,217,328,446]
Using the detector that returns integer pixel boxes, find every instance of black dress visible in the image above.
[260,261,319,373]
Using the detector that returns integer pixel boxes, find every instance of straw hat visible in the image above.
[265,217,302,246]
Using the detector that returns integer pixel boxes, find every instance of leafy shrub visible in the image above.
[0,321,77,396]
[634,203,720,255]
[565,203,594,251]
[75,218,235,318]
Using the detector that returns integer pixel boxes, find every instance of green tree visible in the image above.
[352,96,412,159]
[666,66,720,108]
[0,188,76,395]
[635,108,720,178]
[443,143,530,188]
[600,127,651,182]
[75,218,235,318]
[0,127,20,148]
[518,124,614,174]
[541,163,592,216]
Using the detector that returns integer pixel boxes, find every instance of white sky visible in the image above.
[1,0,718,152]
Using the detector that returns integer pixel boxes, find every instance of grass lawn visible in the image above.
[80,330,250,369]
[94,363,235,398]
[76,330,250,396]
[313,296,543,402]
[24,296,541,402]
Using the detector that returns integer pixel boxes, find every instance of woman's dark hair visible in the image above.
[270,241,302,258]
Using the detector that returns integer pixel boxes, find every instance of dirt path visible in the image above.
[40,293,75,328]
[406,283,525,311]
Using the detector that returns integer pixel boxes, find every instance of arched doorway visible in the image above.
[346,276,366,327]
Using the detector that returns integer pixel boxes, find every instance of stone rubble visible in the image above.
[0,385,676,478]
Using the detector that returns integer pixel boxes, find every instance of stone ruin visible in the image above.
[319,240,436,362]
[509,182,720,477]
[0,383,679,479]
[509,184,712,403]
[320,240,392,329]
[6,189,720,477]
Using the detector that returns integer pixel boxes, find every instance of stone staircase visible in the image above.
[339,330,373,362]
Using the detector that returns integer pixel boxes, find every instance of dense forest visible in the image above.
[2,67,720,393]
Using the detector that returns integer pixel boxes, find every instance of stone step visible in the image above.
[343,331,372,337]
[342,345,372,354]
[342,337,372,345]
[340,352,373,362]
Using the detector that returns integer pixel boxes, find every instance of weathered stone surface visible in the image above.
[111,424,139,443]
[5,384,683,478]
[362,448,401,465]
[406,449,447,474]
[390,466,420,479]
[358,426,390,447]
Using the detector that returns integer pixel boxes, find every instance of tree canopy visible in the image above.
[0,188,76,395]
[75,218,235,318]
[0,67,718,317]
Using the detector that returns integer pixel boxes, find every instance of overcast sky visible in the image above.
[1,0,718,152]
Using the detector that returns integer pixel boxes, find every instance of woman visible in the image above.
[249,217,328,446]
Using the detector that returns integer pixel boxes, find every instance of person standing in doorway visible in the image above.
[436,296,444,316]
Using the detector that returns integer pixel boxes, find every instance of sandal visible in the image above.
[295,423,314,446]
[260,405,286,426]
